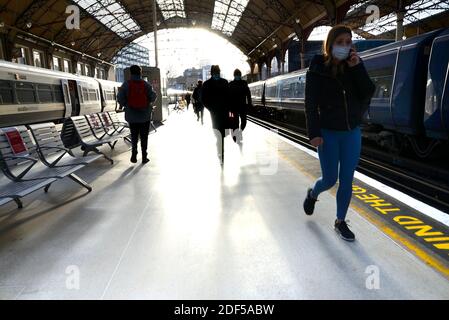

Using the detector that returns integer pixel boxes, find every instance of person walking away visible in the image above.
[303,25,375,241]
[192,80,204,124]
[185,92,191,111]
[229,69,252,143]
[201,65,230,164]
[118,65,157,164]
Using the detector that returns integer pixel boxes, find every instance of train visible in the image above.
[248,28,449,158]
[0,60,122,127]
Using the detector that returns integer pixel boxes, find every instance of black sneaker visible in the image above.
[130,152,137,163]
[334,220,355,242]
[303,188,318,215]
[142,157,150,164]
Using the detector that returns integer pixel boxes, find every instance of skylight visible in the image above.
[74,0,141,38]
[156,0,186,20]
[359,0,449,36]
[211,0,250,36]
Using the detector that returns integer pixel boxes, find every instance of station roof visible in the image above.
[0,0,447,64]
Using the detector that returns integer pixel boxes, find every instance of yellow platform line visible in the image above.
[277,149,449,280]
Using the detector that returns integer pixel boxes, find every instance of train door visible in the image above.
[67,79,80,116]
[60,79,72,118]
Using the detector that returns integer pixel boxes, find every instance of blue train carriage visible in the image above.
[424,28,449,142]
[0,60,103,127]
[359,28,445,155]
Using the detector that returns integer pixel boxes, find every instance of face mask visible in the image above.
[212,74,220,80]
[234,76,241,81]
[332,45,351,60]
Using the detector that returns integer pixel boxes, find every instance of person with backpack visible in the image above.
[117,65,157,164]
[229,69,252,143]
[192,80,204,124]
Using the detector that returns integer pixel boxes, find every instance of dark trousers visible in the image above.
[129,121,150,156]
[239,111,247,131]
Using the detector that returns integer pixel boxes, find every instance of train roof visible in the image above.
[359,28,447,56]
[0,59,100,84]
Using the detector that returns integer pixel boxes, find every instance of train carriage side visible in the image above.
[424,28,449,140]
[96,79,122,112]
[75,75,102,116]
[359,29,443,137]
[0,60,73,127]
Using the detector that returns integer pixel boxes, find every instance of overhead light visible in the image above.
[26,22,32,28]
[97,52,102,57]
[156,21,161,27]
[295,18,300,24]
[82,53,85,57]
[192,19,196,26]
[0,21,4,28]
[71,41,76,46]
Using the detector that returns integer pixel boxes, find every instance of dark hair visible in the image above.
[211,65,220,75]
[130,65,142,76]
[233,69,242,77]
[197,80,203,85]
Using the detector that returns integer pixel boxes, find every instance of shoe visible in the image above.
[334,220,355,241]
[142,152,149,164]
[303,188,318,215]
[130,152,137,163]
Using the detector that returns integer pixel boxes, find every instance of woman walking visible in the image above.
[303,25,375,241]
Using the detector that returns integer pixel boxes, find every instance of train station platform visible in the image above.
[0,109,449,300]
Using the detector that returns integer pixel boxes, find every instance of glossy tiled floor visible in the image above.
[0,109,448,299]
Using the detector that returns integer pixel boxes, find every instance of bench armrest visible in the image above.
[1,155,39,181]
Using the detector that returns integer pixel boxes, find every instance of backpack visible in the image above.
[127,80,148,110]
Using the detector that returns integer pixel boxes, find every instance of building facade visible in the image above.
[112,42,151,83]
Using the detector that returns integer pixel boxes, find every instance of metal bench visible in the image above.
[0,126,93,206]
[0,171,57,208]
[68,116,115,164]
[28,122,103,168]
[106,111,131,138]
[95,112,131,142]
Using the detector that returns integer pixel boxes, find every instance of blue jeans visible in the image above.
[311,127,361,220]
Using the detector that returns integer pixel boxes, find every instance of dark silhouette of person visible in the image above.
[192,80,204,124]
[201,65,229,164]
[185,92,191,111]
[229,69,252,143]
[118,65,157,164]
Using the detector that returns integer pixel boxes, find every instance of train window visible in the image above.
[53,85,64,103]
[266,84,277,98]
[0,80,14,104]
[82,87,89,101]
[364,52,396,101]
[15,82,36,104]
[88,89,98,101]
[37,84,54,103]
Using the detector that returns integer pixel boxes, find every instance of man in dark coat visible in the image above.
[228,68,252,143]
[117,65,157,164]
[201,65,229,163]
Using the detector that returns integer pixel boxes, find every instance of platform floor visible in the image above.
[0,109,449,299]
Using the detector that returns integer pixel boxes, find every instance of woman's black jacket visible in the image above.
[304,54,376,140]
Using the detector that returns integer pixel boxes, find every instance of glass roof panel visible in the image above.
[73,0,142,39]
[358,0,449,36]
[156,0,186,20]
[211,0,249,36]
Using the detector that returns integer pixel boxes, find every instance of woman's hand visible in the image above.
[310,137,323,147]
[347,47,360,67]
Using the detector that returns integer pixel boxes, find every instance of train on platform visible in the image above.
[249,28,449,158]
[0,60,122,127]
